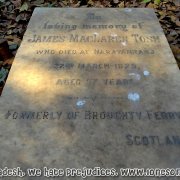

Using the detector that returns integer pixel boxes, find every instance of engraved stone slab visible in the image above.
[0,8,180,179]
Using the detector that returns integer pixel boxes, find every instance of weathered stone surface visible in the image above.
[0,8,180,179]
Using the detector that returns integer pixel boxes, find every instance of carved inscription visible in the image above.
[1,9,180,169]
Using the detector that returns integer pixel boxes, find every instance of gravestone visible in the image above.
[0,8,180,179]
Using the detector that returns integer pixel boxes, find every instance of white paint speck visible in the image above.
[76,100,86,107]
[124,9,132,12]
[143,70,150,76]
[129,73,141,80]
[111,33,117,37]
[128,93,140,102]
[168,53,172,57]
[121,41,127,46]
[93,32,99,36]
